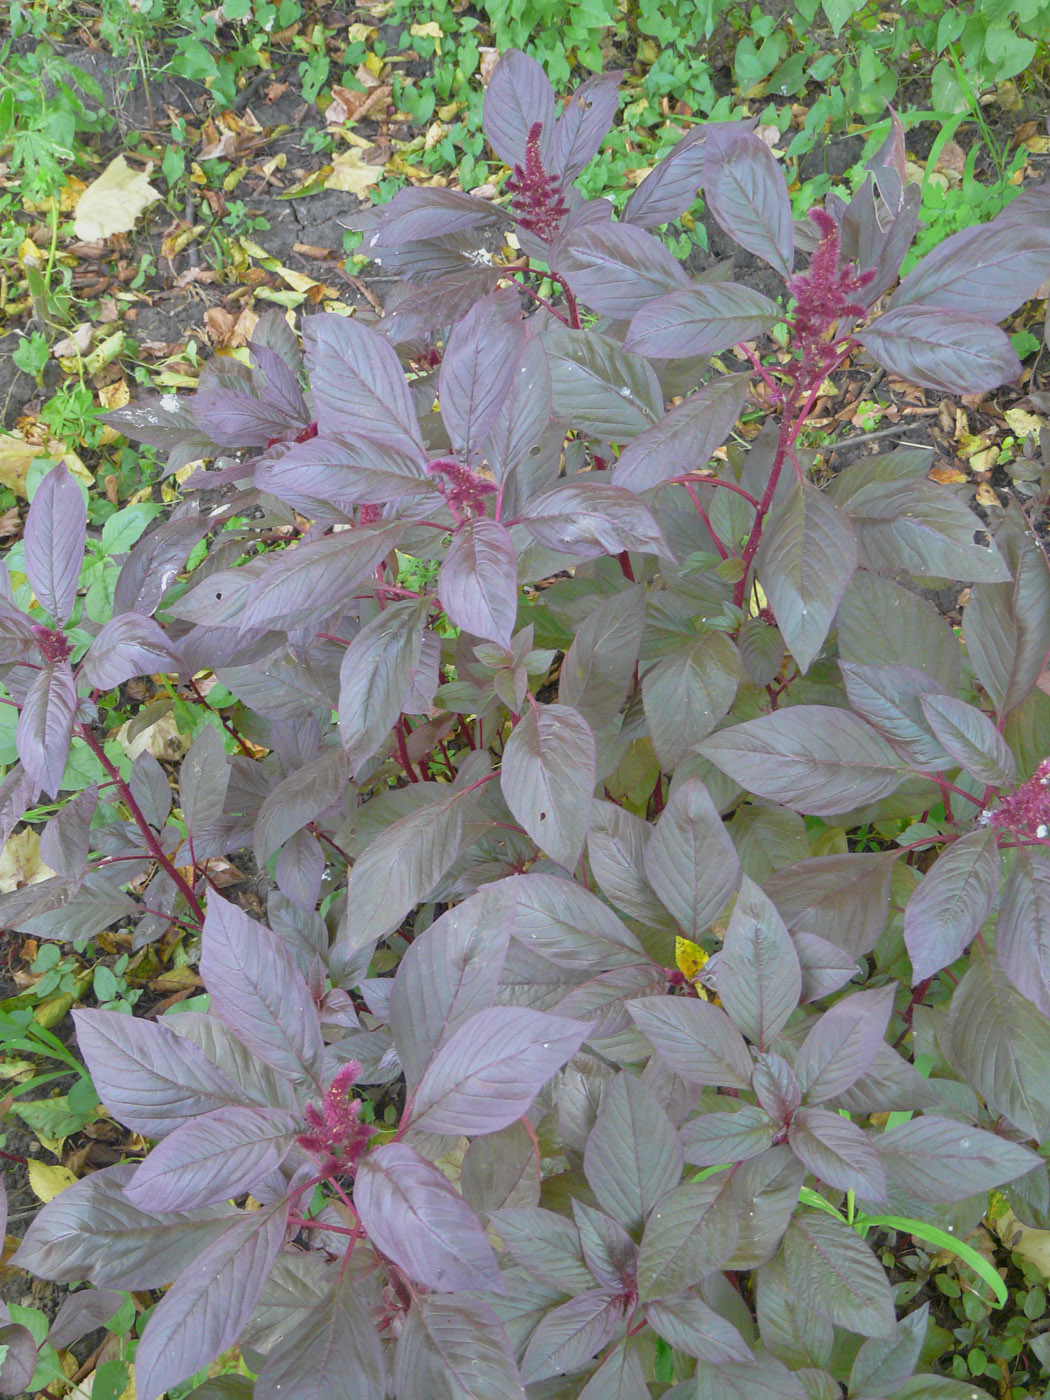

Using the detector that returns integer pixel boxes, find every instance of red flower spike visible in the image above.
[983,758,1050,839]
[426,457,497,519]
[506,122,568,243]
[296,1061,376,1174]
[31,625,73,665]
[786,208,875,381]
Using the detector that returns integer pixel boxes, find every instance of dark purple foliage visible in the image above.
[5,46,1050,1400]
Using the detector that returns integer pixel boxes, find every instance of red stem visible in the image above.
[77,724,205,923]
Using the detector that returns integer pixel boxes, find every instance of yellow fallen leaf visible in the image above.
[326,149,384,196]
[675,937,708,981]
[410,20,443,38]
[1004,407,1044,440]
[74,155,160,241]
[28,1159,78,1204]
[0,829,56,894]
[0,431,48,496]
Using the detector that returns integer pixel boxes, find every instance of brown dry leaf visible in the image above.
[974,480,1001,507]
[74,155,160,240]
[934,139,966,182]
[51,324,93,358]
[266,80,290,102]
[204,306,236,345]
[929,464,968,484]
[0,506,21,542]
[0,829,56,893]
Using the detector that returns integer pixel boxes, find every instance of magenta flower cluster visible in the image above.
[506,122,568,243]
[31,625,73,664]
[786,208,875,382]
[984,758,1050,839]
[425,457,498,519]
[296,1061,376,1174]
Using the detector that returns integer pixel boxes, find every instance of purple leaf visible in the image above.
[338,598,427,770]
[374,185,504,242]
[628,996,754,1089]
[843,477,1010,583]
[439,289,527,459]
[841,661,952,771]
[695,1355,809,1400]
[12,1164,235,1287]
[756,1256,834,1370]
[583,1071,684,1234]
[488,1206,593,1291]
[572,1199,637,1290]
[389,902,510,1094]
[612,374,749,494]
[559,585,646,731]
[576,1338,649,1400]
[997,846,1050,1015]
[875,1115,1041,1205]
[558,222,691,319]
[943,945,1050,1141]
[702,127,794,279]
[699,707,905,817]
[918,692,1015,789]
[717,876,802,1049]
[679,1104,776,1167]
[549,71,622,180]
[393,1295,526,1400]
[124,1105,302,1211]
[254,436,432,519]
[645,1292,754,1363]
[16,661,76,797]
[643,776,740,938]
[521,1289,625,1384]
[754,482,858,673]
[408,1005,589,1135]
[625,283,781,357]
[254,748,350,866]
[764,852,897,958]
[542,324,663,440]
[501,702,596,869]
[621,121,750,229]
[848,1304,929,1398]
[74,1008,248,1138]
[0,1323,38,1395]
[47,1288,127,1350]
[903,828,1000,984]
[792,931,859,1003]
[354,1142,503,1293]
[725,1146,804,1271]
[857,307,1022,395]
[636,1174,740,1300]
[38,784,96,875]
[752,1053,802,1126]
[24,464,86,625]
[134,1203,289,1400]
[254,1273,387,1400]
[794,985,896,1104]
[474,870,647,969]
[787,1107,888,1202]
[889,218,1050,323]
[200,894,325,1086]
[180,723,229,844]
[781,1211,896,1339]
[439,517,518,647]
[522,481,669,560]
[642,632,743,768]
[303,313,424,456]
[483,333,553,479]
[79,612,185,689]
[483,48,556,170]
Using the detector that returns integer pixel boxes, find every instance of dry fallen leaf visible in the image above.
[0,829,56,893]
[27,1159,78,1204]
[74,155,160,240]
[325,148,384,196]
[0,431,49,497]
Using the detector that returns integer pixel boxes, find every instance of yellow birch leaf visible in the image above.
[28,1159,78,1204]
[675,937,709,981]
[326,149,384,196]
[74,155,161,240]
[0,829,56,893]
